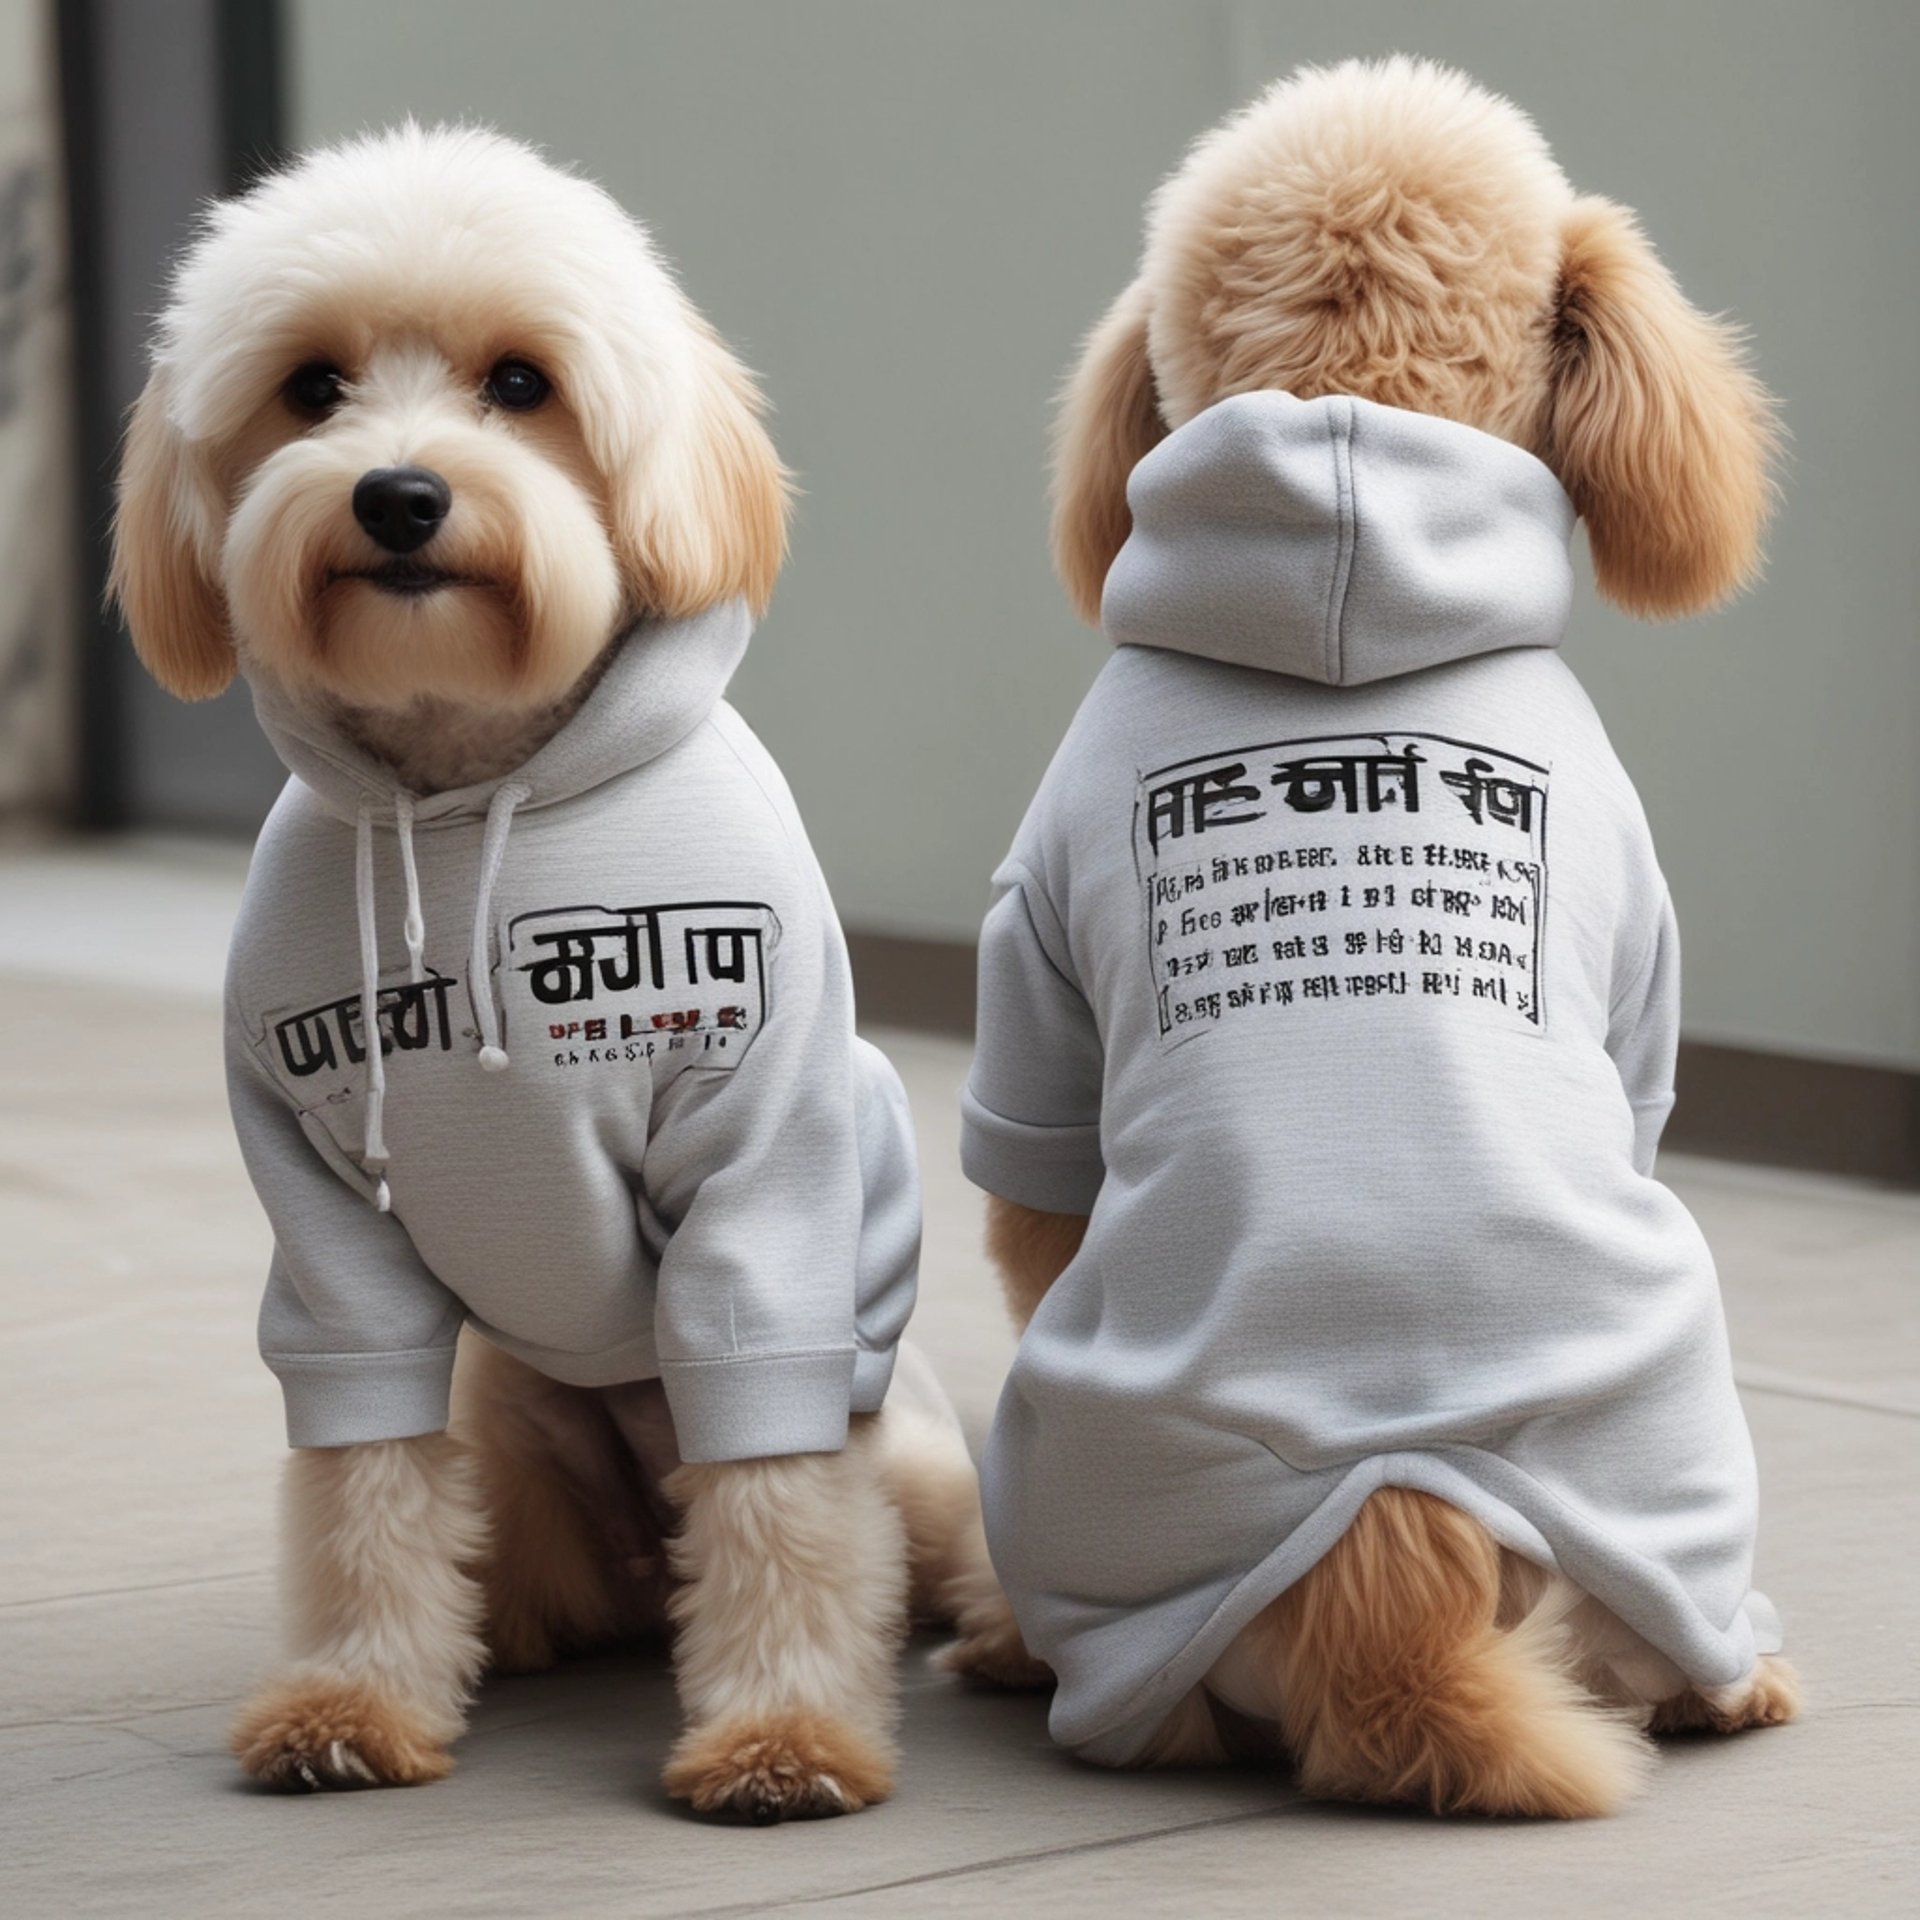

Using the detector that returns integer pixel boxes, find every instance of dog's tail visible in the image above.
[1261,1487,1653,1817]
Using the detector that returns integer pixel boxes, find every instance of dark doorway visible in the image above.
[59,0,288,834]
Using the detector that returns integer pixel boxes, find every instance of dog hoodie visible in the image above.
[965,391,1780,1764]
[226,598,919,1460]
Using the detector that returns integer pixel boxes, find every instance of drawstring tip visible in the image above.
[374,1177,392,1213]
[478,1045,510,1073]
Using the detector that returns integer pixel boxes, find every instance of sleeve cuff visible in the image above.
[1631,1092,1675,1177]
[267,1343,457,1448]
[660,1348,857,1462]
[960,1087,1104,1215]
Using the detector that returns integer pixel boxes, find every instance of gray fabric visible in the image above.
[966,392,1777,1765]
[227,598,920,1460]
[1102,390,1576,684]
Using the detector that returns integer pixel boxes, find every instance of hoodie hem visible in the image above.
[472,1323,662,1389]
[1045,1447,1770,1766]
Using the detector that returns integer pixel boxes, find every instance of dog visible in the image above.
[112,123,1036,1819]
[964,58,1798,1816]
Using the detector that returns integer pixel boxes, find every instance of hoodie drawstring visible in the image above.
[350,779,530,1209]
[354,804,394,1213]
[395,790,425,984]
[471,782,529,1073]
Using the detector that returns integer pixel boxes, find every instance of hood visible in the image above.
[241,596,752,1211]
[1102,392,1575,685]
[248,595,753,827]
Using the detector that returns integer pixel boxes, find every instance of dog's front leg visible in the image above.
[230,1434,489,1790]
[662,1426,907,1820]
[985,1194,1089,1330]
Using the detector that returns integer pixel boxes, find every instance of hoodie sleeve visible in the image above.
[1606,889,1681,1177]
[640,888,871,1465]
[961,858,1106,1215]
[228,1027,466,1448]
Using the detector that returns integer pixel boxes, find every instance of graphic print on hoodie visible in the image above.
[227,598,920,1462]
[964,393,1779,1766]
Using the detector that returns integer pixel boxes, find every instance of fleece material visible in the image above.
[964,392,1779,1765]
[227,598,919,1460]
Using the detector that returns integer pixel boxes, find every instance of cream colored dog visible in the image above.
[984,59,1798,1816]
[112,124,1035,1818]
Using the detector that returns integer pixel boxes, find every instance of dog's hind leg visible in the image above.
[874,1345,1052,1690]
[1131,1686,1284,1767]
[1647,1658,1802,1734]
[661,1420,908,1821]
[1219,1488,1653,1817]
[1499,1556,1802,1738]
[230,1433,489,1790]
[453,1338,660,1675]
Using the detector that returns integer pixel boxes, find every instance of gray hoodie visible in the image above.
[965,392,1779,1765]
[227,598,919,1460]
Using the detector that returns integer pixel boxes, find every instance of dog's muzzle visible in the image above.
[353,465,452,556]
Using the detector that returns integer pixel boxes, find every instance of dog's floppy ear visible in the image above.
[109,367,235,700]
[1051,276,1166,626]
[1547,197,1781,619]
[615,323,791,621]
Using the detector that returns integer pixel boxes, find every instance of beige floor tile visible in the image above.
[3,1386,1910,1919]
[2,872,1914,1917]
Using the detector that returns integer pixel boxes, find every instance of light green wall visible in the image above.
[290,0,1920,1068]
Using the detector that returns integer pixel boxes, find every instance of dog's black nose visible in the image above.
[352,466,452,554]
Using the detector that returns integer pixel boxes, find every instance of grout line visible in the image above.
[1733,1366,1920,1422]
[673,1802,1297,1919]
[0,1567,269,1614]
[0,1699,235,1733]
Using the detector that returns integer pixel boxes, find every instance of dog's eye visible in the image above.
[486,359,550,412]
[286,362,345,415]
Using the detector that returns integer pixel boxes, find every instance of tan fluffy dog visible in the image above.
[988,58,1797,1816]
[113,125,1034,1818]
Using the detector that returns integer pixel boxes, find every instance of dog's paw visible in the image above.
[1650,1654,1802,1736]
[663,1711,893,1822]
[231,1670,454,1791]
[935,1597,1055,1692]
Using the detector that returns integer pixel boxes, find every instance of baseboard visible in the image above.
[1669,1040,1920,1187]
[848,931,1920,1187]
[847,930,978,1036]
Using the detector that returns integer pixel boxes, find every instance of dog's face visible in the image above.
[114,126,788,711]
[1053,58,1780,625]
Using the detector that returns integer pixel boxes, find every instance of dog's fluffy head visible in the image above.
[113,124,789,709]
[1055,57,1780,624]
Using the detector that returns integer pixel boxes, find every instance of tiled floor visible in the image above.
[2,840,1916,1917]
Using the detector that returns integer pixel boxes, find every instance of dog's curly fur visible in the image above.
[115,123,1036,1817]
[1052,57,1781,632]
[113,122,788,739]
[997,56,1796,1818]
